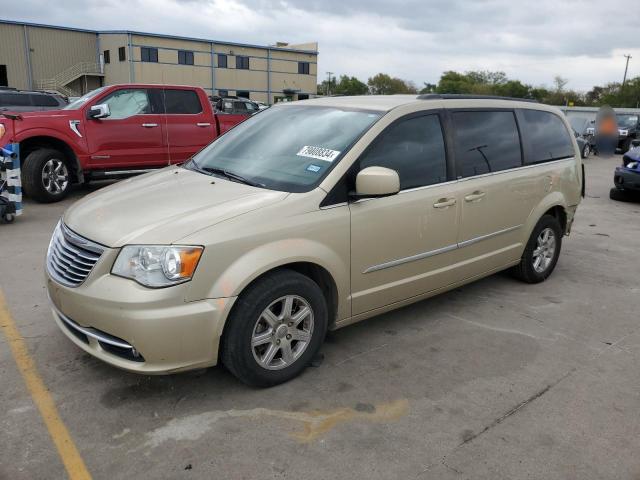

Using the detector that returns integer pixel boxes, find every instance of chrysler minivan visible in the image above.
[46,94,583,386]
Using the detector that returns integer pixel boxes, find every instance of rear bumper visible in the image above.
[614,167,640,192]
[47,271,237,374]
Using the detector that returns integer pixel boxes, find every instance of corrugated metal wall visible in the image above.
[0,23,30,89]
[27,26,97,83]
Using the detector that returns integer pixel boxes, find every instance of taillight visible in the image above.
[0,123,5,140]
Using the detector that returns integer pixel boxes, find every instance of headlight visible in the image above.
[619,130,629,136]
[112,245,203,287]
[626,161,638,169]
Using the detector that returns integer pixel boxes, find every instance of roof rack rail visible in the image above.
[417,93,538,103]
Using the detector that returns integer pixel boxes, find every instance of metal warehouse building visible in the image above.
[0,19,318,104]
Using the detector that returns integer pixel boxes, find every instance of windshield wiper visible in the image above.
[201,167,265,188]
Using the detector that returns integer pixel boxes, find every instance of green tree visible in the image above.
[435,71,473,94]
[367,73,417,94]
[419,82,437,94]
[317,76,336,96]
[495,80,532,98]
[334,75,369,96]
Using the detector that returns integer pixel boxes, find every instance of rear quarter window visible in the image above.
[163,89,202,114]
[30,94,62,107]
[520,109,574,164]
[0,93,31,107]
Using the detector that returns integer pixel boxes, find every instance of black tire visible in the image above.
[221,269,328,387]
[621,138,632,153]
[22,148,72,203]
[582,143,590,158]
[609,187,633,202]
[512,215,562,284]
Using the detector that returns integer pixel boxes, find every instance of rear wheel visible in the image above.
[512,215,562,284]
[221,269,328,387]
[22,148,72,203]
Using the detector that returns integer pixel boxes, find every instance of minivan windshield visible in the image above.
[188,105,382,192]
[63,87,107,110]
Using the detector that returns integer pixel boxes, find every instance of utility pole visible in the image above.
[622,54,632,89]
[325,71,333,96]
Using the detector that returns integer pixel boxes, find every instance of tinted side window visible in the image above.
[31,95,60,107]
[164,89,202,114]
[359,114,447,190]
[452,111,521,178]
[0,93,31,106]
[520,109,574,163]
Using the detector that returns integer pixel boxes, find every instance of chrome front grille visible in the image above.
[47,221,105,287]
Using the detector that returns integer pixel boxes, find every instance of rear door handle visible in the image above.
[141,123,158,128]
[433,198,456,208]
[464,191,486,202]
[196,122,211,127]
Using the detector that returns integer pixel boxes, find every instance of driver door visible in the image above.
[83,87,168,168]
[350,111,462,315]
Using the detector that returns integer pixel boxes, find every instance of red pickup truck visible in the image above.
[0,84,248,202]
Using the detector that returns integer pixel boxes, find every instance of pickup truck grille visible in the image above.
[47,221,104,287]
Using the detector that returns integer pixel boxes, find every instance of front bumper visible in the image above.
[614,166,640,192]
[46,263,236,374]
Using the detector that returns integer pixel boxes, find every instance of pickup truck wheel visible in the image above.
[22,148,72,203]
[221,269,328,387]
[511,215,562,284]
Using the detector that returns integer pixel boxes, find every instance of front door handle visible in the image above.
[196,122,211,127]
[464,191,486,202]
[141,123,158,128]
[433,197,456,208]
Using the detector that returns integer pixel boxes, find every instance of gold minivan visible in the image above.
[46,95,583,386]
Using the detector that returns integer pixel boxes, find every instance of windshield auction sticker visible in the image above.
[296,146,341,162]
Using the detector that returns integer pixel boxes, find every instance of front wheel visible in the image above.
[22,148,72,203]
[512,215,562,283]
[221,270,328,387]
[610,187,635,202]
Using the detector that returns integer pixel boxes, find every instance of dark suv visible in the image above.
[211,95,260,115]
[0,88,67,112]
[615,113,640,152]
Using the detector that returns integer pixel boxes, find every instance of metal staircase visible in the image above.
[35,62,103,96]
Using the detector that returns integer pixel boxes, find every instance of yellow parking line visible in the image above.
[0,289,92,480]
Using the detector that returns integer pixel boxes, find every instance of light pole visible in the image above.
[326,71,333,96]
[622,54,632,89]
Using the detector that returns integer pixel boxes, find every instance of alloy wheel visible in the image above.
[251,295,314,370]
[41,158,69,194]
[532,227,556,273]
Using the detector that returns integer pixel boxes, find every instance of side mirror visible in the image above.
[87,104,110,119]
[351,166,400,199]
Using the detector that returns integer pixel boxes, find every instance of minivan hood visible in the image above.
[64,167,289,247]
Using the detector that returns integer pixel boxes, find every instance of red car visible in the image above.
[0,84,249,202]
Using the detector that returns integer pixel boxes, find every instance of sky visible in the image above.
[3,0,640,92]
